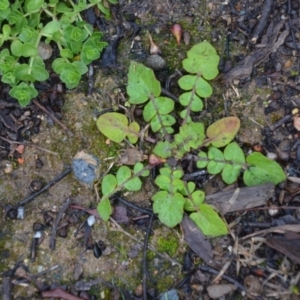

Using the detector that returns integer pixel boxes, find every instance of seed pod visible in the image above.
[171,24,183,45]
[148,33,161,55]
[149,154,166,166]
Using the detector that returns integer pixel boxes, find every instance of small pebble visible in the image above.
[4,163,13,174]
[146,54,166,70]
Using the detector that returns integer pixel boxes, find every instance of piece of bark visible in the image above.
[225,21,289,84]
[265,231,300,264]
[181,215,215,266]
[205,183,275,214]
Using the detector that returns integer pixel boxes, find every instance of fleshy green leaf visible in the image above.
[179,92,203,112]
[152,191,185,227]
[97,198,112,221]
[143,97,174,122]
[178,75,197,90]
[124,177,142,191]
[182,41,220,80]
[190,204,228,236]
[127,122,140,144]
[134,162,149,177]
[221,142,245,184]
[127,61,161,104]
[207,147,226,174]
[155,175,171,191]
[11,40,23,57]
[9,82,37,107]
[222,164,242,185]
[206,117,240,148]
[116,166,131,185]
[152,141,173,159]
[244,152,286,186]
[96,112,128,143]
[195,77,213,98]
[101,174,117,196]
[31,65,49,81]
[197,151,208,168]
[184,190,205,211]
[24,0,44,13]
[41,20,61,35]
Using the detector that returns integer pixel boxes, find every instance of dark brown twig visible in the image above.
[250,0,273,43]
[269,115,292,131]
[113,195,153,215]
[142,212,154,300]
[198,265,247,292]
[33,99,74,136]
[18,167,72,206]
[49,197,72,250]
[0,136,58,155]
[161,88,179,103]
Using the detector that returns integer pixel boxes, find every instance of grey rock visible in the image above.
[72,151,100,186]
[146,54,166,70]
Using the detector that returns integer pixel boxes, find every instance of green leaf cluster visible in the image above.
[127,61,176,135]
[96,41,286,237]
[0,0,113,106]
[152,167,228,236]
[97,163,150,221]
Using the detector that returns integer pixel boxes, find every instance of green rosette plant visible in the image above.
[0,0,117,106]
[96,41,286,237]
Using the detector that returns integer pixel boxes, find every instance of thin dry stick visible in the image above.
[241,224,300,241]
[18,167,72,206]
[33,99,74,136]
[0,136,58,155]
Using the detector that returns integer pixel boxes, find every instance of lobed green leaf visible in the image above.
[152,191,185,228]
[127,61,161,104]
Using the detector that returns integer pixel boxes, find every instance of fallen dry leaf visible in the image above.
[265,231,300,264]
[181,214,214,266]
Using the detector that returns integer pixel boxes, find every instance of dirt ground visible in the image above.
[1,0,300,299]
